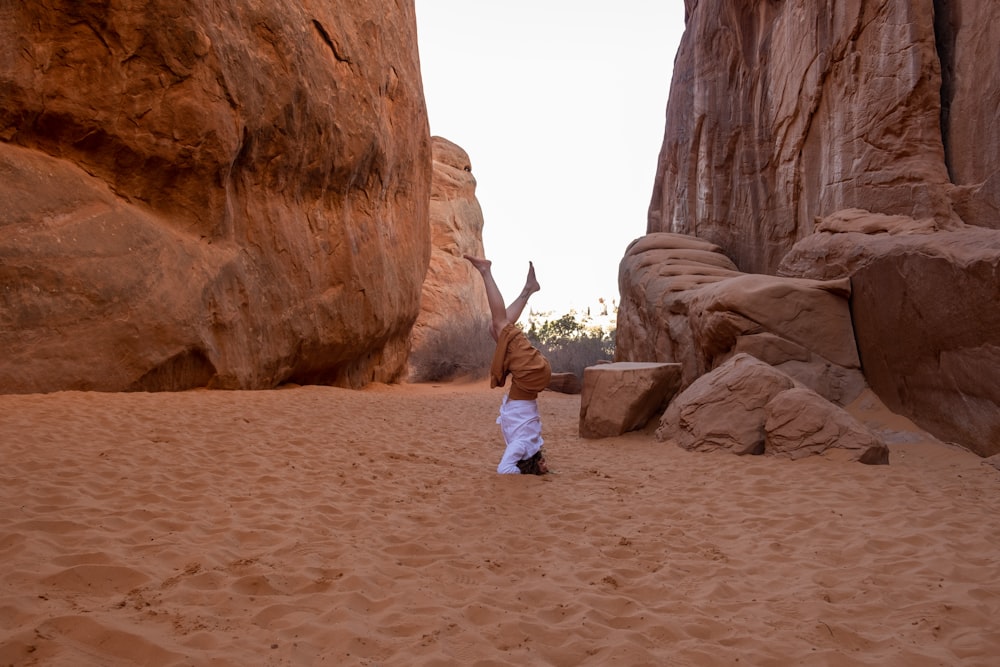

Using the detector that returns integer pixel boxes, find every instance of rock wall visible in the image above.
[937,0,1000,227]
[408,137,490,375]
[779,212,1000,458]
[648,0,989,275]
[0,0,431,392]
[627,0,1000,456]
[617,233,865,406]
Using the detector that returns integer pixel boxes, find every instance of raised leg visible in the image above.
[465,256,540,340]
[504,261,540,326]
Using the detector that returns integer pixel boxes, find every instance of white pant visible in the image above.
[496,395,544,474]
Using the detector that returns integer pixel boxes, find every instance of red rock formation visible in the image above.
[617,233,865,405]
[579,362,682,438]
[547,372,583,395]
[0,0,431,392]
[658,354,889,464]
[780,211,1000,458]
[649,1,960,275]
[632,1,1000,456]
[937,1,1000,228]
[764,387,889,465]
[407,137,490,379]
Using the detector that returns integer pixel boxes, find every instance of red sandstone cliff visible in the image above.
[624,0,1000,456]
[407,137,491,379]
[0,1,431,391]
[651,0,968,272]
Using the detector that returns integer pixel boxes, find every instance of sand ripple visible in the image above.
[1,382,998,665]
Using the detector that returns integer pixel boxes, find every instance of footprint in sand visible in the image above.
[42,564,150,596]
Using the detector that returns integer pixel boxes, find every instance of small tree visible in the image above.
[525,311,615,379]
[410,309,616,383]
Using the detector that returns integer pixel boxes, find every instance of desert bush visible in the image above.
[526,312,615,379]
[410,309,616,383]
[408,317,494,382]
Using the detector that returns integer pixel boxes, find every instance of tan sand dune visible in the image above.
[1,381,998,666]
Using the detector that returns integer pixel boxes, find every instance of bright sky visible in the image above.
[415,1,686,315]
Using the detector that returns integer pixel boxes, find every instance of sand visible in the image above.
[1,380,998,666]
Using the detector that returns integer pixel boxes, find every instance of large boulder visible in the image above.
[579,362,682,438]
[658,354,888,464]
[658,354,795,455]
[632,0,1000,459]
[780,211,1000,457]
[765,388,889,465]
[0,0,430,392]
[407,137,490,378]
[617,232,865,404]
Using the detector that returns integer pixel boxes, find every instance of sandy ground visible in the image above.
[1,380,998,666]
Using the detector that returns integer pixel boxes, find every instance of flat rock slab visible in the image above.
[547,372,582,395]
[579,362,682,438]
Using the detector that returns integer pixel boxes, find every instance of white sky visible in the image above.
[415,1,686,315]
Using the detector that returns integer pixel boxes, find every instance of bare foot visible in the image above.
[525,261,540,294]
[464,255,492,273]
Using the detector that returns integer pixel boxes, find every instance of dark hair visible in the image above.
[516,451,547,475]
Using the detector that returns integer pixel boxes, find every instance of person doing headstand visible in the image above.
[465,255,552,475]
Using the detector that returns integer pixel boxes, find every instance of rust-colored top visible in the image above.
[490,324,551,401]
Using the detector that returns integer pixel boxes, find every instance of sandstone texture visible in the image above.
[779,212,1000,458]
[407,137,490,378]
[617,233,865,405]
[547,372,582,395]
[629,0,1000,457]
[649,0,966,275]
[579,362,682,439]
[657,354,888,464]
[764,388,889,465]
[938,1,1000,228]
[0,0,431,392]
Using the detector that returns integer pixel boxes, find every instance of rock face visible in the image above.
[779,212,1000,458]
[579,362,683,438]
[657,354,888,464]
[617,233,865,405]
[648,1,1000,275]
[407,137,490,377]
[0,0,431,392]
[630,0,1000,457]
[764,387,889,465]
[937,1,1000,228]
[659,353,794,456]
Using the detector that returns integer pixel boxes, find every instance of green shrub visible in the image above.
[410,309,616,383]
[526,311,615,379]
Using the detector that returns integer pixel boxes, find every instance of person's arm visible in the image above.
[496,442,525,474]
